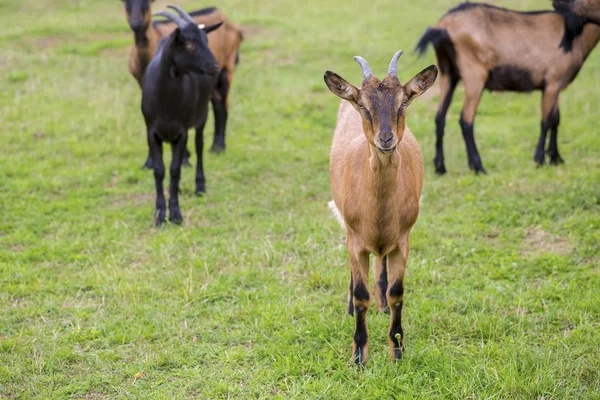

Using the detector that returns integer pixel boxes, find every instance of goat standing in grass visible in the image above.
[142,5,222,226]
[121,0,243,168]
[554,0,600,23]
[324,51,437,365]
[415,2,600,174]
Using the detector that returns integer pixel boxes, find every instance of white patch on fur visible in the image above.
[328,200,345,229]
[198,24,205,29]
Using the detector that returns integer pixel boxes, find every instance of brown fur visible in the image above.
[420,3,600,172]
[325,59,437,365]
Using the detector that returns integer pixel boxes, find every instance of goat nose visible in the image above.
[380,132,393,144]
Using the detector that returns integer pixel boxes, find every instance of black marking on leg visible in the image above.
[389,301,404,361]
[353,280,369,302]
[389,280,404,298]
[459,115,486,174]
[353,305,368,366]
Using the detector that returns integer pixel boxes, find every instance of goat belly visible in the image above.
[484,65,541,92]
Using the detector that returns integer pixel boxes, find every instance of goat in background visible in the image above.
[121,0,243,168]
[416,2,600,174]
[324,51,437,365]
[142,5,222,226]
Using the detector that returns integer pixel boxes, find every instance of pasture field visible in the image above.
[1,0,599,398]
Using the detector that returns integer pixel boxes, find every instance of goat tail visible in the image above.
[414,27,449,56]
[327,200,345,229]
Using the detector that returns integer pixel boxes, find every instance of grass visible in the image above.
[0,0,599,398]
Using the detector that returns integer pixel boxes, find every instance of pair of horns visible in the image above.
[354,50,403,80]
[153,4,194,29]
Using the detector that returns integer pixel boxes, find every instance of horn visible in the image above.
[353,56,372,80]
[166,4,195,25]
[387,50,403,76]
[152,10,186,29]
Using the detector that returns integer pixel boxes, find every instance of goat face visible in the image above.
[324,55,438,154]
[122,0,154,33]
[171,23,223,76]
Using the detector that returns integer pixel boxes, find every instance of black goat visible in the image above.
[142,5,222,226]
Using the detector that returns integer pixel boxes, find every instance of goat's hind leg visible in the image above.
[210,69,229,154]
[433,72,459,175]
[374,256,389,313]
[168,131,187,224]
[195,106,209,195]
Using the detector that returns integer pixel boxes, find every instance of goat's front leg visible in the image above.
[148,132,166,227]
[386,242,409,361]
[168,131,187,224]
[535,86,559,166]
[348,239,371,366]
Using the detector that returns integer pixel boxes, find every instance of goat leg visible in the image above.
[210,69,229,154]
[168,132,187,225]
[148,132,166,227]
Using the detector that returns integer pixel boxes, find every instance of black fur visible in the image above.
[459,115,486,174]
[142,20,221,226]
[353,306,368,365]
[415,28,459,79]
[353,280,370,302]
[485,65,541,92]
[388,279,404,298]
[389,301,404,360]
[377,257,388,309]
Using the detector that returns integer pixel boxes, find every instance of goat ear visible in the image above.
[202,22,223,34]
[173,28,184,43]
[404,65,438,105]
[324,71,359,103]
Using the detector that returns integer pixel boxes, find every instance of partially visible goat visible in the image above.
[324,51,437,365]
[554,0,600,23]
[121,0,243,168]
[142,5,222,226]
[415,2,600,174]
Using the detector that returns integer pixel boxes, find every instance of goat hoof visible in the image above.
[474,167,487,175]
[352,348,367,367]
[434,158,447,175]
[392,348,403,361]
[182,159,192,168]
[142,158,153,170]
[534,152,545,166]
[549,154,564,165]
[381,306,390,314]
[169,209,183,225]
[153,209,166,227]
[210,144,225,154]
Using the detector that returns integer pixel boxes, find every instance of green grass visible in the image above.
[1,0,599,398]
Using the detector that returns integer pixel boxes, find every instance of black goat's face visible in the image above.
[122,0,154,33]
[171,23,222,76]
[324,66,438,153]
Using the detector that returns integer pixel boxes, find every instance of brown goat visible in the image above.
[324,51,437,365]
[416,2,600,174]
[554,0,600,23]
[122,0,243,159]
